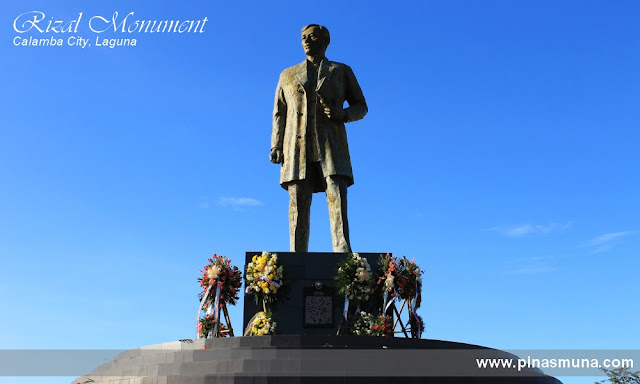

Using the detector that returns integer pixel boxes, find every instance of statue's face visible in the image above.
[301,26,326,56]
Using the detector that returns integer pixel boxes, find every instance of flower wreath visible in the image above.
[245,251,284,307]
[250,311,277,336]
[375,254,424,338]
[198,314,228,338]
[198,254,243,306]
[196,254,242,338]
[352,311,393,337]
[335,252,373,303]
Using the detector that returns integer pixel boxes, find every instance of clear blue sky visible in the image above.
[1,1,638,383]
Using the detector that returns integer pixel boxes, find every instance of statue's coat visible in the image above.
[272,59,368,191]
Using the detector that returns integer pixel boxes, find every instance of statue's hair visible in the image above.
[301,24,330,46]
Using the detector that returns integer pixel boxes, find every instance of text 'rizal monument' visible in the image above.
[73,24,562,384]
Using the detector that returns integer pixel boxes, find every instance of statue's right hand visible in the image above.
[270,148,284,164]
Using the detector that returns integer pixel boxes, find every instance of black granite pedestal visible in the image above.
[243,252,385,336]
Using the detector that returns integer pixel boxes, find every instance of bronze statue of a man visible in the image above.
[270,24,368,252]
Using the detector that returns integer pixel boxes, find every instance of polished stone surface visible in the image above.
[243,252,385,336]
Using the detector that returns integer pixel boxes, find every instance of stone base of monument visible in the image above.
[72,252,562,383]
[72,336,562,384]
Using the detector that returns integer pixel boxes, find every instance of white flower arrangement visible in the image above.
[335,253,373,302]
[352,311,375,335]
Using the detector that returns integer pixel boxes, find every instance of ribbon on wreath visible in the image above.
[196,284,213,339]
[211,283,222,337]
[410,281,422,336]
[383,289,388,313]
[196,280,224,338]
[411,282,419,317]
[343,295,349,320]
[342,297,360,320]
[245,274,281,293]
[383,287,400,314]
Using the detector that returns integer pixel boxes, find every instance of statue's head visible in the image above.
[301,24,330,57]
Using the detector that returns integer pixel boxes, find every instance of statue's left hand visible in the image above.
[318,96,345,121]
